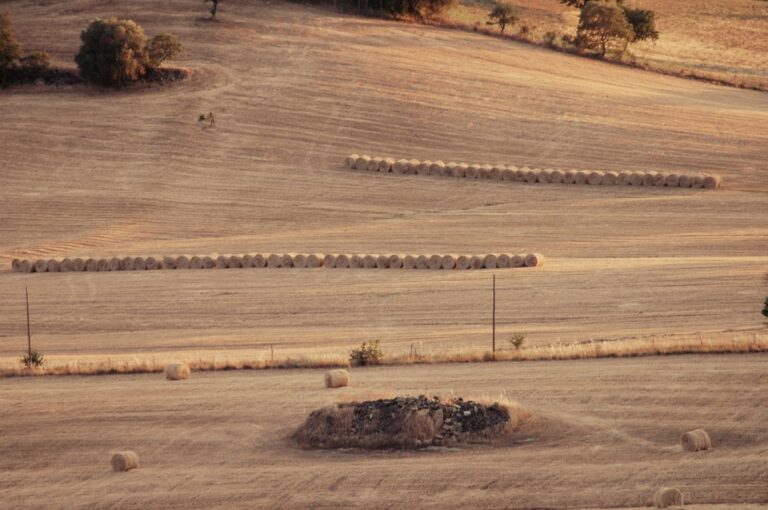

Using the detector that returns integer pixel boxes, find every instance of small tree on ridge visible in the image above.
[486,3,518,34]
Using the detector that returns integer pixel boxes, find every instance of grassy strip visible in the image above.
[2,333,766,377]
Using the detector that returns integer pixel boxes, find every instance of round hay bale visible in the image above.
[280,254,294,268]
[524,253,544,267]
[378,158,394,173]
[253,254,266,268]
[616,172,631,185]
[455,255,471,270]
[120,257,134,271]
[323,254,337,268]
[428,255,443,270]
[95,259,109,271]
[703,175,721,189]
[84,258,97,272]
[511,254,525,267]
[664,173,680,187]
[362,255,377,269]
[335,254,351,268]
[345,154,360,168]
[165,362,190,381]
[11,259,20,272]
[376,255,390,269]
[324,369,349,388]
[236,255,251,268]
[602,171,618,185]
[501,166,516,181]
[241,254,254,268]
[416,255,430,270]
[387,254,402,269]
[60,258,74,272]
[563,170,576,184]
[497,253,511,268]
[466,164,481,179]
[525,169,539,184]
[33,259,48,273]
[267,254,283,268]
[587,171,604,185]
[161,256,177,270]
[643,172,657,187]
[416,160,432,175]
[429,161,446,176]
[215,255,228,269]
[108,257,121,271]
[131,257,145,271]
[307,254,323,268]
[513,168,527,182]
[679,175,693,188]
[293,254,308,268]
[574,170,588,185]
[537,169,553,184]
[680,429,711,452]
[654,487,683,508]
[479,164,494,179]
[45,259,60,272]
[549,169,564,184]
[393,159,409,174]
[111,451,139,472]
[453,163,469,178]
[18,259,32,273]
[652,172,666,186]
[441,254,456,270]
[629,172,644,186]
[487,165,504,180]
[366,157,382,172]
[355,155,371,170]
[349,254,364,268]
[402,255,417,269]
[483,254,498,269]
[144,257,159,270]
[691,175,705,188]
[202,256,216,269]
[469,256,484,269]
[190,256,203,269]
[226,255,242,268]
[406,159,421,174]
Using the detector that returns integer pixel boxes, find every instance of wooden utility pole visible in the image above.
[25,287,32,358]
[492,274,496,355]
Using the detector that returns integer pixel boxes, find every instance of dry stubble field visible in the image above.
[0,0,767,507]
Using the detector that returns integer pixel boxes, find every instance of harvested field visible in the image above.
[1,355,767,508]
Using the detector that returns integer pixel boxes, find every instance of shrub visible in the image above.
[486,3,518,34]
[20,350,44,369]
[75,18,182,87]
[349,340,383,366]
[623,7,658,42]
[762,296,768,319]
[508,333,526,350]
[0,11,21,70]
[543,30,558,47]
[576,0,634,56]
[19,50,49,71]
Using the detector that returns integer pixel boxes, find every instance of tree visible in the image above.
[147,34,182,70]
[486,3,518,34]
[576,0,634,56]
[623,7,658,42]
[204,0,222,18]
[0,11,22,70]
[75,18,149,86]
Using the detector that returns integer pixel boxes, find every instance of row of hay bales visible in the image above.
[11,253,544,273]
[345,154,722,189]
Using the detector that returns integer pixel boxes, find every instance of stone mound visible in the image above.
[294,395,513,449]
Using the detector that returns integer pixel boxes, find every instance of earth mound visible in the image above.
[294,395,516,449]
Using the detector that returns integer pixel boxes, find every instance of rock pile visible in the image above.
[295,395,513,449]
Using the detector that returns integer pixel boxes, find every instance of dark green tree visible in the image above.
[623,7,658,42]
[75,18,149,86]
[576,0,634,56]
[204,0,222,18]
[486,3,518,34]
[0,11,22,70]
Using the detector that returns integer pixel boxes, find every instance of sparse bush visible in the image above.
[519,24,529,35]
[486,3,518,34]
[561,33,575,47]
[349,340,383,366]
[543,30,558,47]
[75,18,182,87]
[0,11,21,70]
[576,0,634,56]
[19,50,49,71]
[508,333,526,350]
[20,350,44,369]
